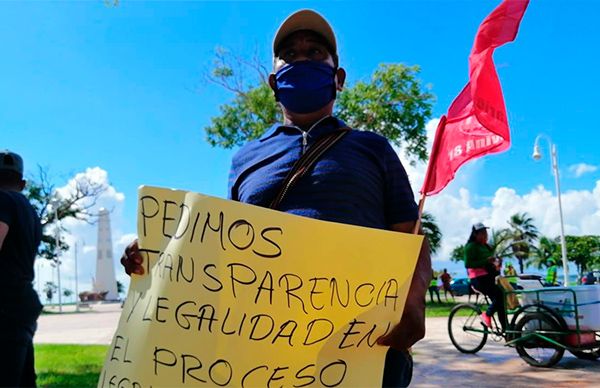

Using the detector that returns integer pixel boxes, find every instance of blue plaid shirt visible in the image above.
[228,116,418,230]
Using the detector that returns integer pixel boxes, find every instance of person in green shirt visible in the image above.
[428,271,441,303]
[503,262,518,289]
[545,259,558,286]
[464,223,506,330]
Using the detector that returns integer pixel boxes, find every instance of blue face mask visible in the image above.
[274,61,337,114]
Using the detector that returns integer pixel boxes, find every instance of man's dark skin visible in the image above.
[121,30,431,351]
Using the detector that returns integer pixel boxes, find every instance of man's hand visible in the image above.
[378,228,431,350]
[120,239,144,276]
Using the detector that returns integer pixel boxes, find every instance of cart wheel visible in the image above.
[570,348,600,360]
[448,303,488,354]
[514,312,565,367]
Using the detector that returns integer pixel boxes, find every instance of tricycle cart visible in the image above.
[447,276,600,367]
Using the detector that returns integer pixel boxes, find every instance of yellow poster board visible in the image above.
[99,186,423,387]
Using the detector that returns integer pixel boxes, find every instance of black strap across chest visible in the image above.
[269,127,350,210]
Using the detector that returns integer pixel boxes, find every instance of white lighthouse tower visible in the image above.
[93,208,119,300]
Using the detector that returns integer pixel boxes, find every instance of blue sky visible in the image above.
[2,1,599,289]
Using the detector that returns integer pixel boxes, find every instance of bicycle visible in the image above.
[447,286,505,354]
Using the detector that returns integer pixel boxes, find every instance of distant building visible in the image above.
[93,208,119,300]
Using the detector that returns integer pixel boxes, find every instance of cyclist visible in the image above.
[464,223,506,330]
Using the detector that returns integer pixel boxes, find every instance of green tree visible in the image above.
[555,235,600,275]
[116,280,125,295]
[25,167,107,264]
[507,212,539,273]
[204,48,434,165]
[335,64,433,163]
[450,244,465,263]
[421,212,442,255]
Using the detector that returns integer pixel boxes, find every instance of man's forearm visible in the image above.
[0,221,9,251]
[379,229,431,350]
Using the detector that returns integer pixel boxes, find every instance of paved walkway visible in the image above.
[412,317,600,387]
[35,304,600,387]
[36,303,121,345]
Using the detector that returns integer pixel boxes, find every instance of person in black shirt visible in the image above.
[0,150,43,387]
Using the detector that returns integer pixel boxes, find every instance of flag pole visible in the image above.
[412,193,426,234]
[413,116,446,235]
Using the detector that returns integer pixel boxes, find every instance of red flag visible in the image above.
[421,0,529,196]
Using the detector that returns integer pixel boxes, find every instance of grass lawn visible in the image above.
[35,344,108,387]
[425,300,461,317]
[426,299,492,318]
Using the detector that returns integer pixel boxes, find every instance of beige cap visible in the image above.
[273,9,337,56]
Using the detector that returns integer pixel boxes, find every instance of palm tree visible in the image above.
[421,212,442,255]
[530,236,559,270]
[507,212,539,273]
[489,228,513,258]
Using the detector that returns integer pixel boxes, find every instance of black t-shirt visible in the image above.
[0,190,42,325]
[0,190,42,285]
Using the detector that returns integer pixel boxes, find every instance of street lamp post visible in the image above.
[74,241,80,312]
[532,135,569,286]
[53,203,63,312]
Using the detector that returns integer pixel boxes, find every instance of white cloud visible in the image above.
[427,182,600,265]
[56,167,125,227]
[82,245,96,254]
[36,167,134,303]
[569,163,598,178]
[117,233,138,247]
[372,176,600,279]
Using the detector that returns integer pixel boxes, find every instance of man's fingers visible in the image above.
[126,239,139,253]
[133,266,145,275]
[121,238,143,276]
[119,255,131,275]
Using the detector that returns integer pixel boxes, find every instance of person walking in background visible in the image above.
[545,259,558,286]
[0,150,43,387]
[464,223,507,330]
[440,268,454,301]
[428,270,442,303]
[497,261,520,310]
[503,261,518,289]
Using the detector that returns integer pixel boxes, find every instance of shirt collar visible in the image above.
[259,115,346,142]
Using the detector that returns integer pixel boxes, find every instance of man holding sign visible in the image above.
[122,10,430,387]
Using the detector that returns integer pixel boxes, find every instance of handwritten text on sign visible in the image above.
[99,186,422,387]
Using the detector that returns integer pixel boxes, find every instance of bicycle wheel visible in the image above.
[514,312,564,367]
[448,303,488,354]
